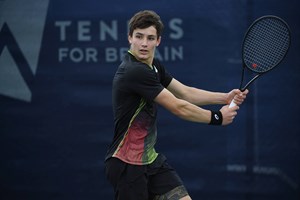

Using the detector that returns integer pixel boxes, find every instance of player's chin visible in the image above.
[137,54,150,61]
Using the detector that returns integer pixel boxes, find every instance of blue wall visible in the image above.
[1,0,299,199]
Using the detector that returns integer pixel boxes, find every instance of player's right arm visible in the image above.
[154,88,238,125]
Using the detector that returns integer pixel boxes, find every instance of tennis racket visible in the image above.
[229,15,291,108]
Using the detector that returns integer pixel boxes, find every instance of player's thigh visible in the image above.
[105,158,149,200]
[148,159,190,198]
[117,168,148,200]
[180,195,192,200]
[152,185,191,200]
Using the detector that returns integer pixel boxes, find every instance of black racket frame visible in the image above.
[239,15,291,91]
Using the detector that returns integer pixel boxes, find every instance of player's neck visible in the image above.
[128,50,154,68]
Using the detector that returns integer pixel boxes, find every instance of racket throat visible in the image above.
[241,74,260,91]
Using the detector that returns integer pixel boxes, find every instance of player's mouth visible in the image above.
[139,49,149,55]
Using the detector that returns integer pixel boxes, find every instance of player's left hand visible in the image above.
[227,89,249,106]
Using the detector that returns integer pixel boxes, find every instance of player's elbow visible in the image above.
[170,100,190,119]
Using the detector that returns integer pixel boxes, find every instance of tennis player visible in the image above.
[105,10,248,200]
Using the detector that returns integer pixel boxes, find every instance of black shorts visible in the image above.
[105,154,188,200]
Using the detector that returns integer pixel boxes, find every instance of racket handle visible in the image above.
[229,100,237,108]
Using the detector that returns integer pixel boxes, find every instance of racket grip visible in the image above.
[229,100,237,108]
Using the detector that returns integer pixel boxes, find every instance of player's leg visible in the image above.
[148,154,191,200]
[153,185,192,200]
[105,158,149,200]
[180,195,192,200]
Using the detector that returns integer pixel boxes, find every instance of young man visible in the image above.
[105,10,248,200]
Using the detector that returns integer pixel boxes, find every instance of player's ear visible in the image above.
[156,36,161,47]
[128,35,132,44]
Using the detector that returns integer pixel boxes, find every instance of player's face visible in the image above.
[128,26,161,66]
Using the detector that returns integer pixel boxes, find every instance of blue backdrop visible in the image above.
[1,0,299,199]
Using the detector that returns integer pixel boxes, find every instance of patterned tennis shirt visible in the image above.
[105,52,173,165]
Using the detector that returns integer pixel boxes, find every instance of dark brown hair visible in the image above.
[128,10,164,38]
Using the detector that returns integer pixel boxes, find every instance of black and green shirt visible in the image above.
[105,52,173,165]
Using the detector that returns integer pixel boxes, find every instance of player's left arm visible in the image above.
[166,78,248,106]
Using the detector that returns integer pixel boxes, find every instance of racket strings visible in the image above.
[243,17,290,73]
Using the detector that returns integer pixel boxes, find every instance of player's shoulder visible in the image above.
[119,54,151,78]
[152,58,166,73]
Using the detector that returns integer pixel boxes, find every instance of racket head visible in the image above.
[242,15,291,74]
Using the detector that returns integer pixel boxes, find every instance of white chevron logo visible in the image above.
[0,0,49,102]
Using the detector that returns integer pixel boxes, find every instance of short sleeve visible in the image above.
[153,59,173,88]
[126,64,164,101]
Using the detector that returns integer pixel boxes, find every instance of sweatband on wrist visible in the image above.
[209,110,223,125]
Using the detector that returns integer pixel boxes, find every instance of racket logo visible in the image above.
[252,63,258,69]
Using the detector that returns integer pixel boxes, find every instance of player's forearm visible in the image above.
[183,87,227,106]
[167,79,227,106]
[171,99,211,123]
[155,89,222,124]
